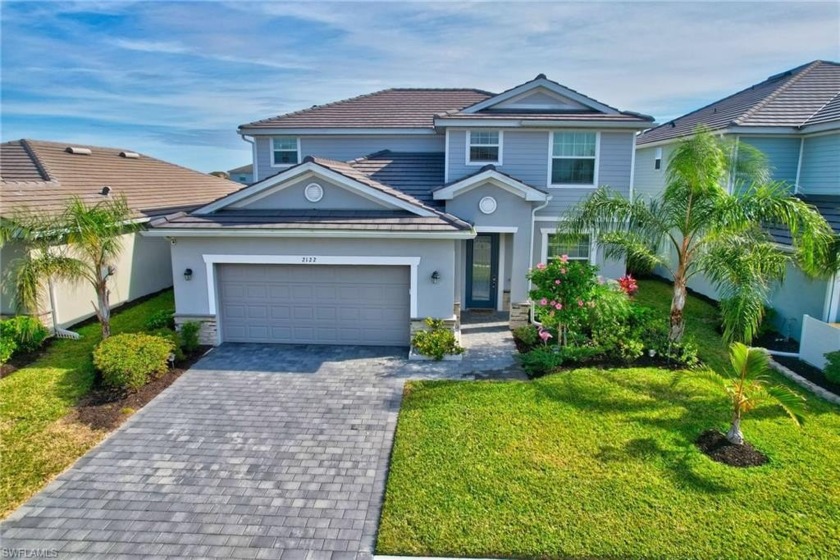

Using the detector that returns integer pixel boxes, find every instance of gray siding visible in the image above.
[532,221,625,280]
[170,237,456,319]
[253,135,445,181]
[800,133,840,195]
[633,145,670,201]
[739,136,800,186]
[233,176,391,211]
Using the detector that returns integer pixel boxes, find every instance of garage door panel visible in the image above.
[219,264,410,346]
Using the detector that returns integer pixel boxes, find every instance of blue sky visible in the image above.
[2,1,838,173]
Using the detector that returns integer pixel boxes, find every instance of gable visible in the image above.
[489,88,590,112]
[231,174,398,211]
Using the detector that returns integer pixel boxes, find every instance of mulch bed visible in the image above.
[774,355,840,396]
[68,346,210,431]
[753,331,799,353]
[0,338,55,379]
[696,429,769,467]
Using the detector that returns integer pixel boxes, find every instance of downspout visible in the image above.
[528,195,553,325]
[794,137,804,194]
[47,279,58,333]
[239,132,256,181]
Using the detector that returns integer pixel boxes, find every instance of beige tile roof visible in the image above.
[638,60,840,145]
[1,139,243,219]
[239,89,493,130]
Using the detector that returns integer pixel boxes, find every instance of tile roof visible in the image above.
[1,139,242,220]
[240,89,493,130]
[151,209,469,233]
[346,151,444,205]
[767,195,840,246]
[638,60,840,145]
[433,163,548,194]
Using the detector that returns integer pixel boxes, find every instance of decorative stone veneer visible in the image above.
[502,291,511,313]
[453,302,462,330]
[509,302,531,329]
[175,314,218,346]
[410,317,459,337]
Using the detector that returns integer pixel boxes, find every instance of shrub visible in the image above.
[556,344,602,364]
[824,351,840,384]
[412,318,464,360]
[144,309,175,331]
[149,328,185,363]
[0,336,16,365]
[528,258,600,345]
[513,325,539,348]
[519,346,566,378]
[93,333,174,391]
[178,321,202,353]
[655,338,701,368]
[0,316,49,354]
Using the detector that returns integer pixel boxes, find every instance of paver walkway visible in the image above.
[1,313,523,558]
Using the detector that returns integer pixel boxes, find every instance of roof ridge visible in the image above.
[733,60,822,126]
[19,139,52,182]
[803,85,840,125]
[241,88,397,127]
[347,150,391,165]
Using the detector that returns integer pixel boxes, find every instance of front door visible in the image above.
[466,233,499,309]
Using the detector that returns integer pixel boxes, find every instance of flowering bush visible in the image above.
[617,274,639,297]
[527,256,599,346]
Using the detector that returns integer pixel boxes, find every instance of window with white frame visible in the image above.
[654,147,662,170]
[467,131,502,164]
[272,137,299,166]
[551,132,597,186]
[546,233,591,262]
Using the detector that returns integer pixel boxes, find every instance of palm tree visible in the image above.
[563,125,833,343]
[693,343,805,445]
[0,196,138,339]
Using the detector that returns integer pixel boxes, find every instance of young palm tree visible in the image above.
[1,196,137,339]
[692,343,806,445]
[563,125,833,343]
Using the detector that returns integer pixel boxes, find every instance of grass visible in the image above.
[0,290,174,518]
[377,279,840,559]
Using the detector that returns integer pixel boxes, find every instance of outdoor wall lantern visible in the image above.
[431,270,440,284]
[184,268,193,281]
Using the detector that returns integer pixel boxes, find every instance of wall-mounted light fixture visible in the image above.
[431,270,440,284]
[184,268,193,281]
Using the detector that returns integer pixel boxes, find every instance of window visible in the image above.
[272,137,299,166]
[551,132,597,186]
[238,175,247,182]
[467,131,502,164]
[654,147,662,170]
[547,233,590,262]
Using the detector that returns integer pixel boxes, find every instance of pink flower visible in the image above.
[538,328,553,343]
[560,254,569,263]
[554,279,561,285]
[560,268,567,275]
[550,300,556,306]
[555,303,563,310]
[578,299,584,307]
[536,263,546,270]
[540,298,548,306]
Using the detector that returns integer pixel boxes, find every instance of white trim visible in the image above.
[474,226,518,233]
[534,215,566,221]
[144,228,474,240]
[444,128,450,183]
[435,118,648,130]
[465,130,503,166]
[461,78,620,115]
[794,137,805,194]
[433,169,548,202]
[239,127,437,136]
[629,139,637,201]
[270,136,301,168]
[497,234,506,311]
[303,182,324,202]
[202,254,422,319]
[493,87,591,112]
[548,130,600,188]
[478,196,497,214]
[196,162,435,217]
[823,272,840,323]
[540,228,596,265]
[801,123,840,136]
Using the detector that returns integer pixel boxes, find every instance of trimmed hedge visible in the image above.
[93,333,174,391]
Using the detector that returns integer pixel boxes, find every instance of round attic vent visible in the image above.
[479,196,497,215]
[304,183,324,203]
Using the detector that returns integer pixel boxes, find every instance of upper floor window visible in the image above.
[654,147,662,170]
[272,136,299,166]
[551,131,598,186]
[546,233,591,262]
[467,131,502,165]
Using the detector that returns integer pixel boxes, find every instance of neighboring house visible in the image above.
[228,164,253,185]
[634,60,840,341]
[0,139,241,330]
[148,75,653,347]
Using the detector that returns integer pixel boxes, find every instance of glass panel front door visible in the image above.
[466,234,499,309]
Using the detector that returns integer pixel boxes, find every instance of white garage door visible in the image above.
[218,264,410,346]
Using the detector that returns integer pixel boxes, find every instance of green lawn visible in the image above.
[377,280,840,559]
[0,290,174,518]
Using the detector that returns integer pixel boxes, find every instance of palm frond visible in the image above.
[765,385,807,426]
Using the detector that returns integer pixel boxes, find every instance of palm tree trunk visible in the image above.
[669,272,687,342]
[726,412,744,445]
[94,280,111,339]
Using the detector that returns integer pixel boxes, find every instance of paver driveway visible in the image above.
[2,345,410,559]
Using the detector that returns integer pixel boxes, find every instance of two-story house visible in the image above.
[148,75,653,347]
[634,60,840,341]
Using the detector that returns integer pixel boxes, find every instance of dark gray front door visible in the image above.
[466,233,499,309]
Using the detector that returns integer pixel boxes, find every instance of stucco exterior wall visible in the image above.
[233,175,392,211]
